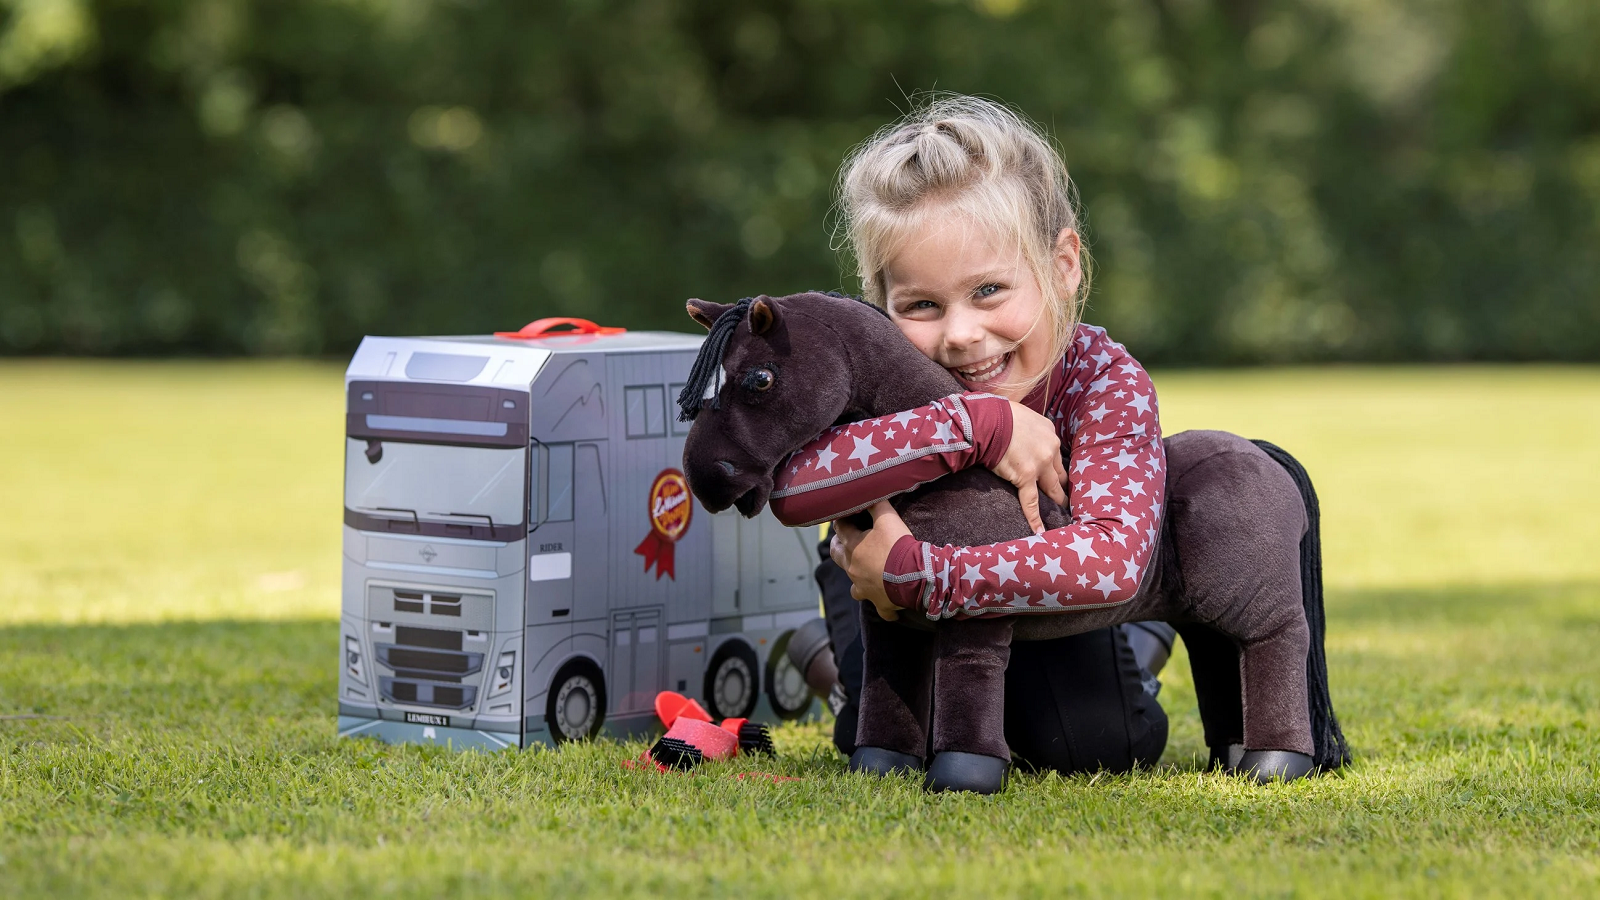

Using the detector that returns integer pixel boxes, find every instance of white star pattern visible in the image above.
[814,444,838,473]
[1066,534,1100,563]
[1092,572,1121,599]
[989,557,1020,586]
[848,435,879,466]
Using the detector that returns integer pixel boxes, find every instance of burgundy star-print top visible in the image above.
[768,323,1165,620]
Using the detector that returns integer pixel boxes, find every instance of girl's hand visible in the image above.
[993,400,1068,533]
[830,501,911,622]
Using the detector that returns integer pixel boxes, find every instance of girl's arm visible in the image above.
[880,333,1166,618]
[767,393,1014,527]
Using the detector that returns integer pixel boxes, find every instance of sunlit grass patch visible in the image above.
[2,361,1598,897]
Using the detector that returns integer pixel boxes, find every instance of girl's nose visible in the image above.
[942,305,987,353]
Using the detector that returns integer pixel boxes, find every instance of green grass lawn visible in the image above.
[2,361,1598,897]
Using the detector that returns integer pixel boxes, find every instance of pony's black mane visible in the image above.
[675,291,880,422]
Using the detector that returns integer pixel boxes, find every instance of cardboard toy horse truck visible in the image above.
[336,318,822,751]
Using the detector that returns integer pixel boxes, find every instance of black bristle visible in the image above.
[649,737,705,770]
[737,722,774,756]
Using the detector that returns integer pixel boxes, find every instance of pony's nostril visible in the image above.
[717,460,738,476]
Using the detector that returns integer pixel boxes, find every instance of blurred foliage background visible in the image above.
[0,0,1596,363]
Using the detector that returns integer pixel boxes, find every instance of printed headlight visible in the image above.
[490,651,516,698]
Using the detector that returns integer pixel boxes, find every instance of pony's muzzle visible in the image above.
[682,452,772,517]
[733,484,770,518]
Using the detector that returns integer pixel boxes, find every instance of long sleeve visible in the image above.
[882,325,1166,619]
[768,393,1014,528]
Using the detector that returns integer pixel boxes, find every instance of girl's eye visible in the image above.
[975,283,1003,299]
[745,367,776,392]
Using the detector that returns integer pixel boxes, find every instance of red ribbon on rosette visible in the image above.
[635,468,693,580]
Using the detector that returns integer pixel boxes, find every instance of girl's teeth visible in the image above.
[959,355,1006,379]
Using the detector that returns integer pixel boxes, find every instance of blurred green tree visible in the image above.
[1,0,1596,361]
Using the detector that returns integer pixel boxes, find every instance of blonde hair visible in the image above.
[836,95,1090,394]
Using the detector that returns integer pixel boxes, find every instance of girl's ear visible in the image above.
[686,299,733,330]
[1053,228,1083,297]
[748,297,779,336]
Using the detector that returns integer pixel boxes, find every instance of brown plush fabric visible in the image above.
[680,292,1345,768]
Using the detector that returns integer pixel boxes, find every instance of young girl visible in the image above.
[768,96,1174,773]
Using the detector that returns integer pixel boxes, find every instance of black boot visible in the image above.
[1121,621,1176,697]
[786,616,839,700]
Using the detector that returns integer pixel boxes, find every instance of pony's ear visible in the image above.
[748,297,779,336]
[686,299,732,331]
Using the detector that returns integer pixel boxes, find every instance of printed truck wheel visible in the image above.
[704,640,758,720]
[765,630,814,720]
[547,662,606,743]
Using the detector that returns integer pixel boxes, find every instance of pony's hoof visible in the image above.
[1236,749,1315,783]
[1208,743,1244,771]
[849,746,922,777]
[923,751,1007,794]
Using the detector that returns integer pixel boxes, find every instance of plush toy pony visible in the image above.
[678,291,1348,792]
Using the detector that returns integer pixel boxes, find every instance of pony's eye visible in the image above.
[745,367,776,392]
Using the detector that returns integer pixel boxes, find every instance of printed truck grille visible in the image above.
[391,589,463,617]
[376,644,482,677]
[394,626,461,651]
[367,584,493,633]
[379,677,477,710]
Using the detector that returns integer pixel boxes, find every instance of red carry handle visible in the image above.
[494,317,626,339]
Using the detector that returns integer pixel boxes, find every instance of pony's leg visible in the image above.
[1166,431,1316,774]
[853,603,934,769]
[1238,607,1313,759]
[929,616,1013,760]
[924,616,1012,793]
[1173,622,1245,766]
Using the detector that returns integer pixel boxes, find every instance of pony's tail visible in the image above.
[1251,439,1352,770]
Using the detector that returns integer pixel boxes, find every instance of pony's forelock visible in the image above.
[676,298,752,422]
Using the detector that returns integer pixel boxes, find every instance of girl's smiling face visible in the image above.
[882,210,1081,403]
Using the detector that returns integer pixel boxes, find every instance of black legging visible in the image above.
[817,534,1168,774]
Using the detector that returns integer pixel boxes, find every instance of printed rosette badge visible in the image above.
[634,468,693,580]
